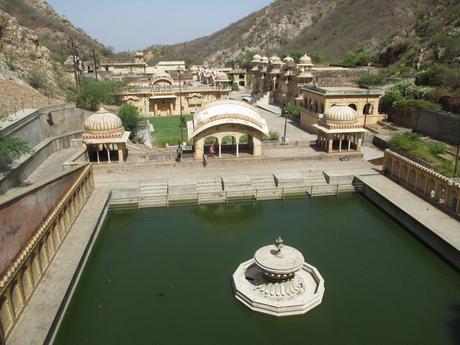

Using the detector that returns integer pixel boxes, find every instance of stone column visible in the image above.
[339,138,342,152]
[96,148,100,164]
[236,138,240,157]
[154,102,158,116]
[348,136,351,151]
[106,145,111,163]
[218,142,222,158]
[327,138,333,153]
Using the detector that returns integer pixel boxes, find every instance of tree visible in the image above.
[0,135,31,170]
[118,104,142,141]
[67,78,126,111]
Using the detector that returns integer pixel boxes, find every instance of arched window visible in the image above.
[348,103,357,111]
[363,103,374,115]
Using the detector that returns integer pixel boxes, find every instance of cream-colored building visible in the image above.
[82,108,130,163]
[313,105,366,153]
[187,100,269,159]
[251,53,365,106]
[155,61,186,73]
[122,73,230,117]
[101,52,147,75]
[300,85,386,132]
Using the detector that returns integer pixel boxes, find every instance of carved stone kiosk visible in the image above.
[232,237,325,317]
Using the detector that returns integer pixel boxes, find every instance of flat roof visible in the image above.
[301,85,382,97]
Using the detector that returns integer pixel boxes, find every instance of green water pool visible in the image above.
[52,194,460,345]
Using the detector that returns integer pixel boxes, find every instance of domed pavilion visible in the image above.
[82,107,130,163]
[187,100,269,159]
[313,104,367,153]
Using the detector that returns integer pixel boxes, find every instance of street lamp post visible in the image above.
[177,68,184,144]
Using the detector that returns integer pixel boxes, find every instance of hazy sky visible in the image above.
[47,0,272,52]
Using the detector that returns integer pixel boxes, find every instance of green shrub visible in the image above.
[118,104,142,141]
[0,135,31,163]
[269,131,280,140]
[26,68,55,97]
[67,78,125,111]
[282,104,301,119]
[355,73,385,87]
[428,142,447,155]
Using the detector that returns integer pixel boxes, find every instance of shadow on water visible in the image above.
[448,304,460,344]
[191,202,263,227]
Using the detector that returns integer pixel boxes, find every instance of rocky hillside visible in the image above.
[147,0,437,65]
[0,0,111,63]
[377,0,460,69]
[0,0,110,117]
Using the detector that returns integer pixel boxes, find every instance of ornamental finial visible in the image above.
[275,236,284,251]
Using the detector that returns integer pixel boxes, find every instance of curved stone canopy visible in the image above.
[151,72,173,85]
[252,54,262,62]
[215,72,230,82]
[299,54,313,65]
[324,104,358,123]
[83,107,125,138]
[254,244,305,276]
[188,100,269,139]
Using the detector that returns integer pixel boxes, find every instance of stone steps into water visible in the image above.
[168,179,198,205]
[139,181,168,208]
[197,178,226,204]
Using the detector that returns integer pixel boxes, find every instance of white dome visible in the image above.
[252,54,262,62]
[260,56,269,63]
[283,56,294,63]
[84,107,124,138]
[324,105,357,123]
[270,55,281,64]
[215,72,230,81]
[299,54,313,65]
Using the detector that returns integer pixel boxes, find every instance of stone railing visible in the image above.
[0,164,94,341]
[383,149,460,219]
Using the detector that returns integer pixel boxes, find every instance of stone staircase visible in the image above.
[256,92,282,115]
[168,179,198,205]
[197,178,226,204]
[138,181,168,208]
[251,175,280,200]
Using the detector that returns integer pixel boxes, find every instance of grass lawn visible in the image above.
[149,115,193,147]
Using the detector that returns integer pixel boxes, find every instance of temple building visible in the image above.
[155,61,186,73]
[313,104,367,153]
[121,72,231,116]
[82,107,130,163]
[250,52,365,106]
[187,100,269,159]
[300,85,386,132]
[100,52,147,75]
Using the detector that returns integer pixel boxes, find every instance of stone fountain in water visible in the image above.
[232,237,325,317]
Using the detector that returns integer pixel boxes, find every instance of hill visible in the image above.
[146,0,437,66]
[0,0,112,64]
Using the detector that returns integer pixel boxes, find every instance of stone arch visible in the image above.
[363,103,374,115]
[393,161,400,177]
[427,179,436,198]
[221,135,238,156]
[436,184,447,204]
[348,103,357,111]
[203,135,219,157]
[416,173,426,192]
[408,169,416,187]
[400,165,408,183]
[447,191,458,212]
[385,158,393,174]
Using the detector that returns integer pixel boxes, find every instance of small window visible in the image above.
[46,112,54,125]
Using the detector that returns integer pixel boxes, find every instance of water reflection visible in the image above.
[192,202,263,227]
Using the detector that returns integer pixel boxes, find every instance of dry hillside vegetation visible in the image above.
[147,0,437,65]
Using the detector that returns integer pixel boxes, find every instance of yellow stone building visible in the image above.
[121,73,230,117]
[300,85,386,132]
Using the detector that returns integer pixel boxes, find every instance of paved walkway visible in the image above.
[93,158,376,189]
[258,108,316,142]
[358,175,460,249]
[7,188,110,345]
[27,148,80,183]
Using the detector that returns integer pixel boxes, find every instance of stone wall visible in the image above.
[0,104,90,193]
[388,108,460,145]
[0,165,87,277]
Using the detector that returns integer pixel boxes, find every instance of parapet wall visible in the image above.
[388,108,460,145]
[0,104,91,193]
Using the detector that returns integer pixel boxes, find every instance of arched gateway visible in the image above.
[187,100,269,159]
